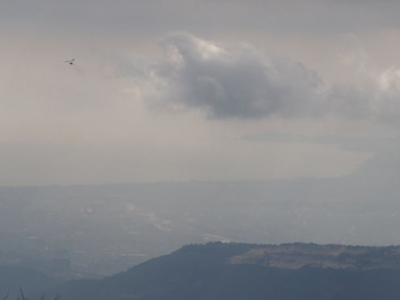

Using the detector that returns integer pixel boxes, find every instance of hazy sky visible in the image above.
[1,0,400,186]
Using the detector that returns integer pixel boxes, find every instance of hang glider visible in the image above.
[64,58,75,65]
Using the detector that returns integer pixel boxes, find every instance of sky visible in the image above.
[1,0,400,186]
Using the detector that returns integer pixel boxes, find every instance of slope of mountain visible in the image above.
[0,266,60,299]
[58,242,400,300]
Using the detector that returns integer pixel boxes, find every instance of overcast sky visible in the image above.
[1,0,400,186]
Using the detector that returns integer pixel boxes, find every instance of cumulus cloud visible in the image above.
[124,32,326,119]
[123,32,400,122]
[327,64,400,125]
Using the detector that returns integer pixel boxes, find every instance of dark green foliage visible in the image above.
[0,267,59,299]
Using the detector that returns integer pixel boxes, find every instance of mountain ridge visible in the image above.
[57,242,400,300]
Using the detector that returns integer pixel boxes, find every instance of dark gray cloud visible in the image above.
[126,32,326,119]
[123,32,400,121]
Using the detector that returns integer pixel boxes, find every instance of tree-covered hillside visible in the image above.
[58,242,400,300]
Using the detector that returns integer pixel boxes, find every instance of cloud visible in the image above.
[125,32,326,119]
[122,32,400,123]
[327,64,400,125]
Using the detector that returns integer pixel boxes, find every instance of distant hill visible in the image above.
[58,242,400,300]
